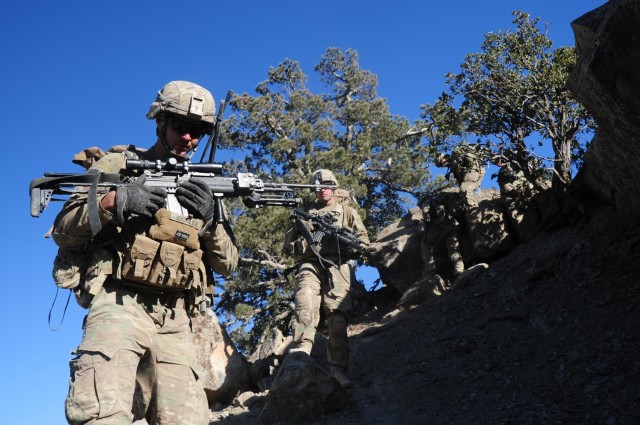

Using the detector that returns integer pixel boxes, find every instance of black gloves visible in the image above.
[116,182,166,224]
[175,179,216,224]
[114,179,216,226]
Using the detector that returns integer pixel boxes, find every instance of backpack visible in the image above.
[50,145,142,307]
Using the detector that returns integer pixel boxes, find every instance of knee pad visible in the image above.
[294,287,319,326]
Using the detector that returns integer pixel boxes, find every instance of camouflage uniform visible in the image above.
[53,81,239,425]
[497,164,551,243]
[284,188,369,374]
[443,143,486,207]
[418,194,437,276]
[424,187,466,278]
[333,188,355,206]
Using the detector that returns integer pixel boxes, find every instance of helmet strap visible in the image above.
[157,119,172,154]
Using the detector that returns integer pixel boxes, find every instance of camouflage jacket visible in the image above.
[284,200,369,264]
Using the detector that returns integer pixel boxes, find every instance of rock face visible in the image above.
[208,3,640,424]
[258,352,347,424]
[368,208,424,294]
[370,2,640,299]
[370,189,514,297]
[370,0,640,299]
[191,311,250,405]
[568,0,640,213]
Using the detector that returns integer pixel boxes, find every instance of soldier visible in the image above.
[435,142,486,207]
[52,81,239,425]
[424,186,466,280]
[283,169,369,389]
[497,163,552,243]
[418,194,437,277]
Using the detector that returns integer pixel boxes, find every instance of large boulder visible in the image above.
[191,311,250,405]
[258,351,347,424]
[567,0,640,214]
[463,188,512,260]
[247,326,292,392]
[368,208,424,294]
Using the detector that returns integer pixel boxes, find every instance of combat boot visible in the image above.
[330,366,352,389]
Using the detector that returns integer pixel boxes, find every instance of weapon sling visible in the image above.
[293,212,337,270]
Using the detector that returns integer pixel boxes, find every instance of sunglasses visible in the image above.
[166,117,208,138]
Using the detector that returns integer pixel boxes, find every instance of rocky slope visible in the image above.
[207,1,640,423]
[208,205,640,424]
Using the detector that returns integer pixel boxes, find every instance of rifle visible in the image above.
[291,208,371,265]
[199,89,234,164]
[30,158,336,235]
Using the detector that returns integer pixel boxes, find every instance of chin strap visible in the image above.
[157,119,171,153]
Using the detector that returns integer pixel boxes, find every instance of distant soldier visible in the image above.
[435,142,486,207]
[331,188,372,312]
[424,186,466,279]
[498,163,550,243]
[283,169,369,389]
[418,193,437,276]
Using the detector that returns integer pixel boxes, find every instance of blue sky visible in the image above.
[1,1,604,423]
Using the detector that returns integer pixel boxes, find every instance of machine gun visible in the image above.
[30,158,336,235]
[291,208,371,266]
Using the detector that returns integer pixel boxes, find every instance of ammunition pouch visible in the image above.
[116,208,206,291]
[121,234,203,290]
[52,245,114,309]
[290,237,312,261]
[74,247,114,308]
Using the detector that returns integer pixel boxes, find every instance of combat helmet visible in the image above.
[310,169,339,187]
[147,81,216,133]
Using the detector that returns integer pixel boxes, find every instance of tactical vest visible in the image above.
[117,209,206,291]
[52,145,208,307]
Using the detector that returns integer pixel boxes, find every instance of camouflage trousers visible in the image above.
[65,282,208,425]
[459,169,485,195]
[290,261,353,370]
[439,233,465,277]
[425,221,465,278]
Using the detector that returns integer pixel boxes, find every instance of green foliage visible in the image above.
[214,47,437,354]
[214,200,297,354]
[212,12,594,355]
[224,48,434,232]
[420,11,594,193]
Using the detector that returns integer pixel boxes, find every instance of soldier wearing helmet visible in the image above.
[51,81,238,424]
[436,142,487,208]
[146,80,216,159]
[284,169,369,389]
[309,169,339,186]
[424,186,466,279]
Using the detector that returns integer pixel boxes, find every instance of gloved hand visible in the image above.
[175,179,216,223]
[115,181,166,223]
